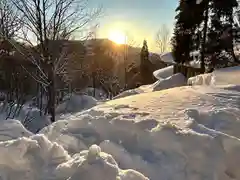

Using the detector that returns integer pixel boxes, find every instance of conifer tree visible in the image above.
[140,40,150,84]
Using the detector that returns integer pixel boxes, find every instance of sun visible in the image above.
[108,30,127,45]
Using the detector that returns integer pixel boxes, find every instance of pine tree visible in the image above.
[140,40,150,84]
[205,0,238,69]
[171,0,208,65]
[172,0,238,71]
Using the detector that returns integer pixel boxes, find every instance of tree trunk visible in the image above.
[47,62,55,122]
[200,2,209,73]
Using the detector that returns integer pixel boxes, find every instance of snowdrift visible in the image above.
[188,65,240,86]
[114,73,186,99]
[153,65,174,80]
[152,73,186,91]
[56,94,98,114]
[38,86,240,180]
[0,135,148,180]
[0,102,50,133]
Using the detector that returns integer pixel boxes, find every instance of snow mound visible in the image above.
[41,86,240,180]
[114,73,186,99]
[153,66,173,80]
[188,66,240,86]
[0,103,50,133]
[0,119,32,141]
[152,73,186,91]
[188,73,213,85]
[0,134,148,180]
[56,94,98,114]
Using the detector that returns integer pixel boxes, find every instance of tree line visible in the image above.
[171,0,240,72]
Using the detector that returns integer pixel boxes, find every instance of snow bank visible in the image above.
[0,119,32,141]
[0,134,148,180]
[152,73,186,91]
[0,102,50,133]
[153,65,174,80]
[114,73,186,99]
[41,86,240,180]
[188,66,240,86]
[56,94,98,114]
[188,73,213,86]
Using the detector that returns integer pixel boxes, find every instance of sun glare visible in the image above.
[108,30,127,45]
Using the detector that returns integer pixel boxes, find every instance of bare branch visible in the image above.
[156,24,171,54]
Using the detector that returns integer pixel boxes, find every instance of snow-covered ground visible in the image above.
[0,85,239,179]
[0,65,239,179]
[114,67,186,99]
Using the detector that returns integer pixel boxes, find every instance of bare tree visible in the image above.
[0,0,26,109]
[0,0,22,40]
[156,24,171,54]
[9,0,102,122]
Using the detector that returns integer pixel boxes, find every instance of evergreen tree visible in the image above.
[172,0,238,71]
[205,0,238,69]
[171,0,208,65]
[140,40,150,84]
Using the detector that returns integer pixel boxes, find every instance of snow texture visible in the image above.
[39,86,240,180]
[0,102,50,133]
[0,66,240,179]
[0,135,148,180]
[114,73,186,99]
[188,66,240,86]
[152,73,186,91]
[153,65,174,80]
[56,94,98,114]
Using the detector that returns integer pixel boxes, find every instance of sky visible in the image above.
[88,0,178,52]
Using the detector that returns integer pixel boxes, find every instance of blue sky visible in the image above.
[88,0,178,52]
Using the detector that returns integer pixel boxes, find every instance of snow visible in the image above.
[39,86,240,180]
[56,94,98,114]
[114,73,186,99]
[0,65,240,179]
[0,102,50,133]
[152,73,186,91]
[0,134,148,180]
[0,120,32,141]
[153,65,174,80]
[160,52,175,64]
[159,52,201,68]
[188,66,240,86]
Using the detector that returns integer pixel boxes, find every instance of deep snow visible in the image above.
[188,66,240,87]
[0,65,240,179]
[39,86,240,180]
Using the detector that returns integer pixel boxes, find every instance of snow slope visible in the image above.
[38,86,240,180]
